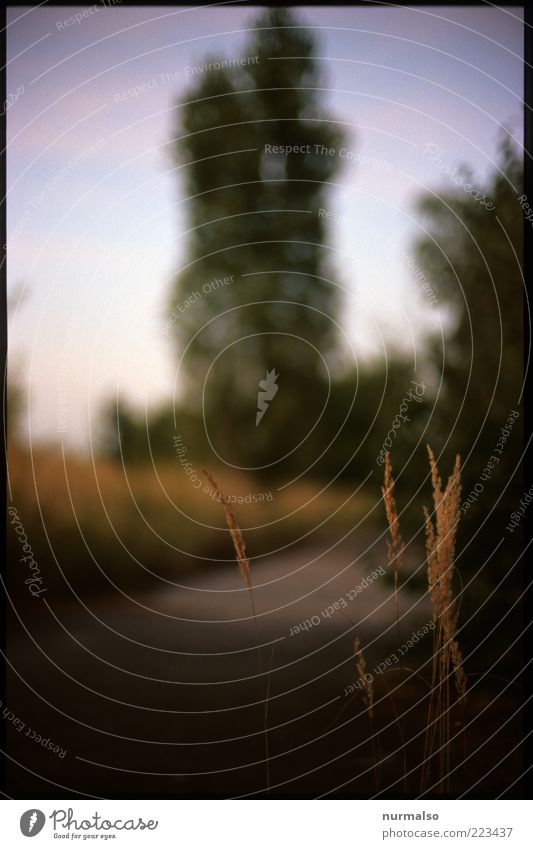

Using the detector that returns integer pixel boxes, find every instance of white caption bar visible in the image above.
[0,799,529,848]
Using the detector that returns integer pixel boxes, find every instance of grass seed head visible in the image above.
[202,469,251,590]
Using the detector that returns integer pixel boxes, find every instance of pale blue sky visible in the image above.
[6,5,524,450]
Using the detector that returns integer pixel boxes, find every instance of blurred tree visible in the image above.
[6,287,27,443]
[412,133,523,658]
[168,7,346,470]
[100,399,149,463]
[6,379,24,438]
[313,358,431,486]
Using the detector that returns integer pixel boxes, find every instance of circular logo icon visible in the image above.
[20,810,46,837]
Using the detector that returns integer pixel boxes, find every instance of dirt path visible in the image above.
[5,538,443,799]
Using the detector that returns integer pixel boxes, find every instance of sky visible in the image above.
[6,4,524,452]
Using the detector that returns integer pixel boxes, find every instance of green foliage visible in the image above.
[414,136,522,503]
[413,133,523,639]
[100,398,149,462]
[7,380,24,436]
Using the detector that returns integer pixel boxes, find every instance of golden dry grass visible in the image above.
[203,467,273,795]
[421,445,465,793]
[424,446,466,702]
[354,636,374,720]
[382,452,404,650]
[202,469,251,590]
[7,440,371,589]
[382,452,404,588]
[379,446,466,794]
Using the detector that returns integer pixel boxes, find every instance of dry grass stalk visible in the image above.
[382,452,404,643]
[354,637,380,789]
[381,453,408,791]
[421,446,465,794]
[202,469,251,590]
[423,446,465,702]
[354,637,374,719]
[203,469,271,794]
[382,452,404,586]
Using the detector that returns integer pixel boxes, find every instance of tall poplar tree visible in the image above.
[169,7,346,469]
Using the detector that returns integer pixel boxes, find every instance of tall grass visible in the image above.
[352,446,466,794]
[7,440,369,595]
[203,469,271,796]
[353,636,381,789]
[420,446,466,794]
[202,469,253,593]
[382,453,404,656]
[381,453,407,790]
